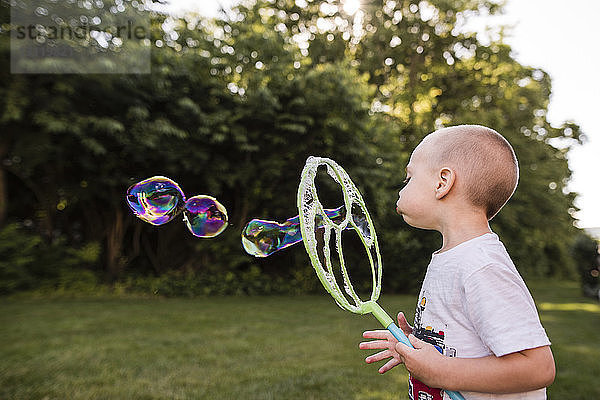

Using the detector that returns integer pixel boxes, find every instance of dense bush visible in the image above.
[0,224,100,294]
[571,233,600,298]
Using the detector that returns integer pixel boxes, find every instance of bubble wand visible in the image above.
[297,157,465,400]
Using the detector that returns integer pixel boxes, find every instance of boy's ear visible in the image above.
[435,167,455,199]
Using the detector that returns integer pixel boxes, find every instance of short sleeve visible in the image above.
[463,264,551,356]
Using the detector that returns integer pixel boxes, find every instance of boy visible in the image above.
[359,125,555,399]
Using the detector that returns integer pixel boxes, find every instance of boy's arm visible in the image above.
[395,335,555,393]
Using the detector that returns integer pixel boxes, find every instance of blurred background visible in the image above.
[1,1,599,399]
[1,0,598,297]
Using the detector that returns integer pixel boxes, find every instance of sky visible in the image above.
[466,0,600,229]
[161,0,600,229]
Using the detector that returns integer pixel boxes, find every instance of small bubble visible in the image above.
[35,7,48,16]
[183,195,228,238]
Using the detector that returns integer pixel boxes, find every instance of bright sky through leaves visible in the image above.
[342,0,361,15]
[164,0,600,229]
[462,0,600,229]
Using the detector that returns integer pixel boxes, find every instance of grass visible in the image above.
[0,280,598,399]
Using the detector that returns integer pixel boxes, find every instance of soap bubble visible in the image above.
[242,218,302,258]
[242,206,345,257]
[126,176,185,225]
[126,176,229,238]
[183,195,228,238]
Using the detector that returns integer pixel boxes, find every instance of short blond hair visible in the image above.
[428,125,519,220]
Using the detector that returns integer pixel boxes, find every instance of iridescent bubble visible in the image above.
[242,206,345,257]
[183,195,228,238]
[126,176,185,225]
[126,176,229,239]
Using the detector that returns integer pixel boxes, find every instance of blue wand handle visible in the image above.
[386,322,412,347]
[387,322,465,400]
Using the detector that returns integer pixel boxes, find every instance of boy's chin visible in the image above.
[401,214,429,230]
[397,207,427,228]
[400,213,414,226]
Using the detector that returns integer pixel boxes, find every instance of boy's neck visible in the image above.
[437,209,491,253]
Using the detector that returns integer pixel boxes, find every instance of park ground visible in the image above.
[1,280,598,399]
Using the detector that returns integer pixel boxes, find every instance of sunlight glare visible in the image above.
[343,0,361,15]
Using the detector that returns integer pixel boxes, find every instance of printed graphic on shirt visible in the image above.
[409,377,443,400]
[413,296,457,357]
[408,296,457,400]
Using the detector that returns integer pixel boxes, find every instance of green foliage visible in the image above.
[122,265,318,297]
[0,0,585,295]
[570,233,599,296]
[0,224,100,294]
[0,224,40,293]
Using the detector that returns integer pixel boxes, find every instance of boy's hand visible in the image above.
[395,334,447,388]
[359,312,413,374]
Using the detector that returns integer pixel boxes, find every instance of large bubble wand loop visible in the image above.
[297,156,465,400]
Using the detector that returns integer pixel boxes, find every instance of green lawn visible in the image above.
[1,280,598,399]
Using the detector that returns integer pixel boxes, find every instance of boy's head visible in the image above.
[396,125,518,228]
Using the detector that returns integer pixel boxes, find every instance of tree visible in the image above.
[0,0,585,294]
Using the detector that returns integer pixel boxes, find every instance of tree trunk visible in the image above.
[0,167,6,228]
[106,207,128,281]
[0,140,7,227]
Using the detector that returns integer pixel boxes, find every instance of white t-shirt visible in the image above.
[408,232,551,400]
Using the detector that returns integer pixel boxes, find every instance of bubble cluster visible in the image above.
[126,176,228,238]
[242,206,345,257]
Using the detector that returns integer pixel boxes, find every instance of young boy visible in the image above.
[359,125,555,399]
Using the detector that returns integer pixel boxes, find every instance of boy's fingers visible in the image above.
[378,358,401,374]
[362,330,391,340]
[365,349,394,363]
[396,312,413,335]
[359,339,391,350]
[395,340,413,358]
[408,334,426,349]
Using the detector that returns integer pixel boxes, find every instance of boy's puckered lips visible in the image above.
[395,198,403,215]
